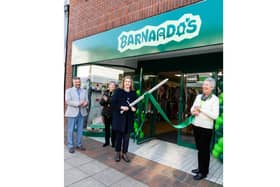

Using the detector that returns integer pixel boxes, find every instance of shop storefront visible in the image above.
[67,0,223,150]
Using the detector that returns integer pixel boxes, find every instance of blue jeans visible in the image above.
[67,112,84,149]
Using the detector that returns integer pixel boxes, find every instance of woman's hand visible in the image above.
[131,107,136,112]
[192,111,200,116]
[120,106,129,111]
[194,106,201,112]
[192,108,200,116]
[103,95,108,101]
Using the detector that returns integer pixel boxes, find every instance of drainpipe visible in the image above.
[64,1,70,95]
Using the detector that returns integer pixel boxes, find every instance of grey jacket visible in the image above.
[65,87,88,117]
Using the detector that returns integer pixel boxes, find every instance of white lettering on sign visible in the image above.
[117,13,202,53]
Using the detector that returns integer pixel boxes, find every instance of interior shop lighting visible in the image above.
[143,75,157,79]
[175,74,188,77]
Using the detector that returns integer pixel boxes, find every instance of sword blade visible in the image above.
[129,78,169,107]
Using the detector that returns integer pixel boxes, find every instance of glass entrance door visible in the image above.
[136,71,182,144]
[153,71,182,144]
[136,74,157,144]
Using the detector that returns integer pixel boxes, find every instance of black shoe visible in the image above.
[193,173,207,180]
[111,144,115,148]
[191,169,200,174]
[115,152,121,162]
[122,153,130,163]
[69,147,75,154]
[103,143,109,147]
[76,146,86,151]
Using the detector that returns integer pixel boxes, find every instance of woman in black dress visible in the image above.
[100,81,116,147]
[111,76,137,162]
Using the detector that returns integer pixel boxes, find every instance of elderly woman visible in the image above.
[191,77,219,180]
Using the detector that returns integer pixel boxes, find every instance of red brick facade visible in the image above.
[65,0,201,90]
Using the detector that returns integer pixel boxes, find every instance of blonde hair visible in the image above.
[120,75,134,91]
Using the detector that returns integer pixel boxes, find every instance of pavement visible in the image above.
[91,137,223,185]
[65,146,148,187]
[64,132,222,187]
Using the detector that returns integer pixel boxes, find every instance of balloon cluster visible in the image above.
[212,92,223,162]
[212,137,223,161]
[133,89,145,139]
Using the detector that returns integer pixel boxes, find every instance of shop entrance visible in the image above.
[140,71,216,148]
[152,72,182,144]
[138,52,223,148]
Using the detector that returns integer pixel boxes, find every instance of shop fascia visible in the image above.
[118,13,201,53]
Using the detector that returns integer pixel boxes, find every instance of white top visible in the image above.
[191,94,219,129]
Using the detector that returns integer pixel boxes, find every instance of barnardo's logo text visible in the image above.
[117,13,202,53]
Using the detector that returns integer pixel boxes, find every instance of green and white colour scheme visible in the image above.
[71,0,223,65]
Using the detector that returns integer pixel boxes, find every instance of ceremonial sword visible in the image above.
[120,78,169,114]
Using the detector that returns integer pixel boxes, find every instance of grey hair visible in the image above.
[204,77,216,89]
[108,80,116,85]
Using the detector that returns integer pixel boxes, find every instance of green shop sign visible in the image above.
[118,13,202,52]
[71,0,223,65]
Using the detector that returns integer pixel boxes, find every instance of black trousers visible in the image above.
[115,131,130,153]
[103,116,115,145]
[193,125,213,175]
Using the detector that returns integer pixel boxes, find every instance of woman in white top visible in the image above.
[190,77,219,180]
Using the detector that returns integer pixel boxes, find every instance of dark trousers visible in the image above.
[193,125,213,175]
[115,131,130,153]
[103,116,115,145]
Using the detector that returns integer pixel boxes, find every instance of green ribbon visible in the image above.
[135,92,195,139]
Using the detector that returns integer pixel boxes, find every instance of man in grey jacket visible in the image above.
[65,77,88,153]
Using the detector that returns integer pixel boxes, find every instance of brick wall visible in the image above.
[65,0,201,90]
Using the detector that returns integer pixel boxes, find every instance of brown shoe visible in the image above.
[122,153,130,163]
[115,152,121,162]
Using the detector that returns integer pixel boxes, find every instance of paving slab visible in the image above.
[92,168,126,186]
[64,167,89,186]
[65,154,92,167]
[111,176,149,187]
[64,162,74,171]
[67,176,106,187]
[78,160,108,175]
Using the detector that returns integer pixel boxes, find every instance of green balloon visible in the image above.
[215,123,220,131]
[216,116,223,126]
[136,109,139,115]
[218,124,223,132]
[134,122,138,129]
[219,98,223,105]
[212,149,219,158]
[219,93,224,104]
[215,119,219,127]
[136,89,141,96]
[140,131,144,138]
[214,144,223,153]
[219,116,223,124]
[218,137,223,146]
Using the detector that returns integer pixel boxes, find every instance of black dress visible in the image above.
[111,88,137,153]
[100,90,115,145]
[111,88,137,133]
